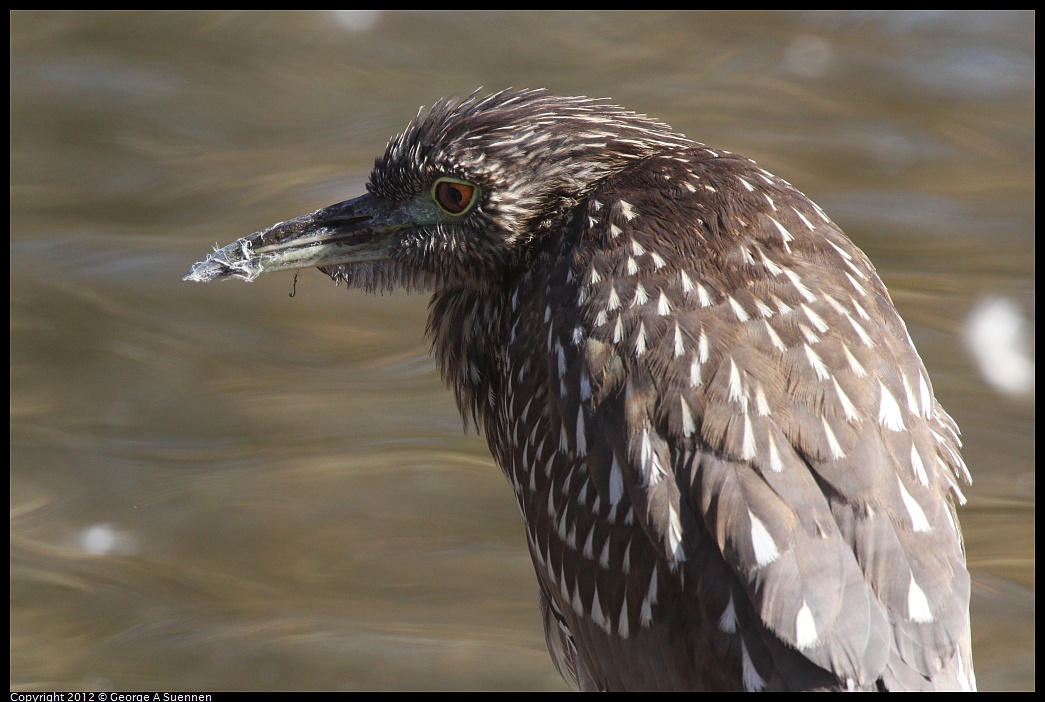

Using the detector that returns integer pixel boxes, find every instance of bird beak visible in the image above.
[184,193,405,283]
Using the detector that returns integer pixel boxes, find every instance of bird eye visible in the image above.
[433,177,478,216]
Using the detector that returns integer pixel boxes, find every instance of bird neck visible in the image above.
[427,285,512,432]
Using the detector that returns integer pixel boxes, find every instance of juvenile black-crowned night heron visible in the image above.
[186,89,975,691]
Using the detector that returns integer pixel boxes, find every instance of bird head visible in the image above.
[184,89,690,292]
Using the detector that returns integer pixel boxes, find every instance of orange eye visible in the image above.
[433,178,478,215]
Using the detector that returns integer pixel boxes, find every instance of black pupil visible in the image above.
[440,182,470,212]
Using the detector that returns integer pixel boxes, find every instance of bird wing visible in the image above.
[515,149,972,689]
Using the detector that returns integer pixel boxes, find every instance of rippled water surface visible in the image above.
[11,11,1034,691]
